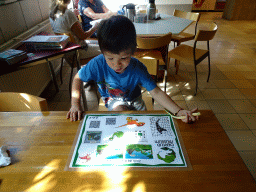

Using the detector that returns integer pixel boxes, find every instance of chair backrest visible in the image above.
[173,9,200,35]
[55,32,76,43]
[195,22,218,41]
[137,58,158,75]
[136,33,172,50]
[173,9,200,22]
[77,15,83,23]
[0,92,48,112]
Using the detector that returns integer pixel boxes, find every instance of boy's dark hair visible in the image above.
[97,15,137,54]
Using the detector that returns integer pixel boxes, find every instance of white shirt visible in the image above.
[49,9,86,46]
[50,9,78,34]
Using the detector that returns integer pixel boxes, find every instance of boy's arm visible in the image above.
[66,73,83,121]
[149,86,198,123]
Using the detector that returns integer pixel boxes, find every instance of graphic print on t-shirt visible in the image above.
[98,79,127,98]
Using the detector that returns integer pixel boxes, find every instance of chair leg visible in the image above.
[175,60,180,74]
[164,69,168,92]
[94,81,100,104]
[60,57,64,84]
[152,74,158,104]
[194,64,198,96]
[69,67,73,99]
[207,55,211,82]
[175,42,181,74]
[174,42,176,67]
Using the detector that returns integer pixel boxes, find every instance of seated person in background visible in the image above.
[49,0,101,63]
[67,15,198,124]
[78,0,116,37]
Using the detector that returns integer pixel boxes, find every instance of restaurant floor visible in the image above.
[41,12,256,181]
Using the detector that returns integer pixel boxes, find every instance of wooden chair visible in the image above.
[172,10,200,74]
[134,32,173,93]
[137,58,158,80]
[77,15,83,23]
[0,92,48,112]
[168,22,218,96]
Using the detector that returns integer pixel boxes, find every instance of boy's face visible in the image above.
[103,50,132,74]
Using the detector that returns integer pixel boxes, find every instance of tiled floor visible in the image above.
[41,12,256,181]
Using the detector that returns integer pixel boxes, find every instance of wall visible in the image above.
[222,0,256,20]
[192,0,217,11]
[0,0,50,45]
[135,0,193,15]
[104,0,193,13]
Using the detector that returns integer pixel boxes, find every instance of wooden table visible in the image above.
[134,14,194,37]
[0,110,255,191]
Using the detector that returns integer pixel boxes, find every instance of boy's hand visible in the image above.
[66,105,83,122]
[177,107,199,124]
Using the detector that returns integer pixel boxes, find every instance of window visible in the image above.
[102,0,148,11]
[68,0,148,12]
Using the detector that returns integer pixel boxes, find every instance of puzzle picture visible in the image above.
[70,114,187,167]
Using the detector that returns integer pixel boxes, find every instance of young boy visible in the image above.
[67,15,198,123]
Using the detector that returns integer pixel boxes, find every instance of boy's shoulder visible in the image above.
[86,54,106,68]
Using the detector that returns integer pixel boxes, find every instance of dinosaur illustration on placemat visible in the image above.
[116,117,145,128]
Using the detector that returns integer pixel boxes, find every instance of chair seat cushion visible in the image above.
[171,32,195,43]
[168,44,209,63]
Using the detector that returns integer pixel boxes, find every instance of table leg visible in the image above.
[75,50,88,111]
[46,58,59,92]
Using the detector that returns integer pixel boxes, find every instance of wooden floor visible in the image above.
[41,12,256,181]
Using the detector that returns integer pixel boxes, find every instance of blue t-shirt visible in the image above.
[78,0,104,31]
[78,54,157,101]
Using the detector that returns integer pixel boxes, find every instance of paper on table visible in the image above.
[0,146,11,167]
[90,19,102,26]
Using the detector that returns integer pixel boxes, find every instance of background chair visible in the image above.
[0,92,48,112]
[168,22,218,96]
[172,9,200,74]
[134,32,173,93]
[137,58,158,81]
[77,15,83,23]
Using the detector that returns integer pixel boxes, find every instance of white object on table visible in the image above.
[90,19,102,27]
[0,146,11,167]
